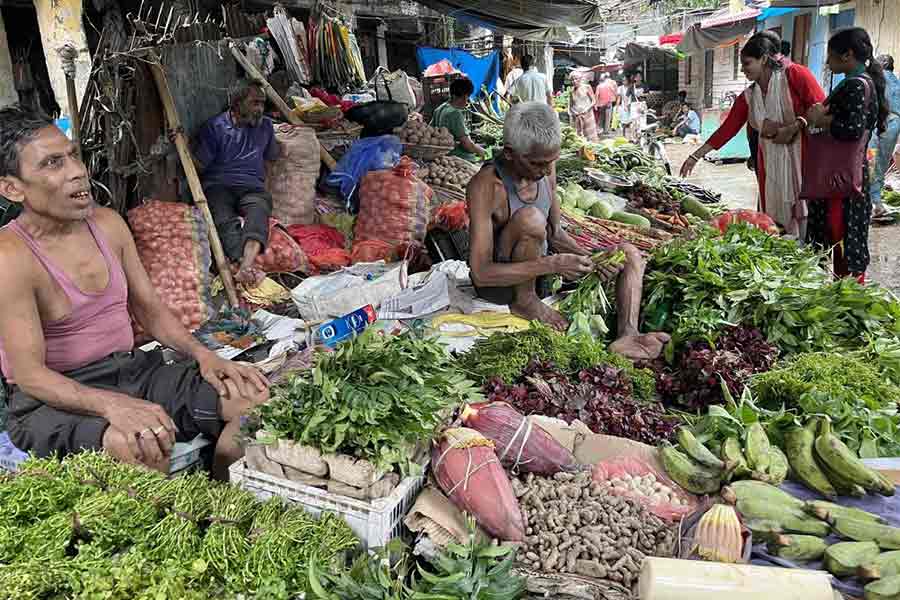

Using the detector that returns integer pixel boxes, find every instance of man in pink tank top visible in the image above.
[0,105,269,479]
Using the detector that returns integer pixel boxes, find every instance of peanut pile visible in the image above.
[511,471,676,588]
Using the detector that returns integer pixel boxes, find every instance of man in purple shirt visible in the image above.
[190,80,281,283]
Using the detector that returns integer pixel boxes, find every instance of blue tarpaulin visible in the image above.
[757,7,797,20]
[416,47,500,98]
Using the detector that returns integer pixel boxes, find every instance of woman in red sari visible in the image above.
[680,32,826,237]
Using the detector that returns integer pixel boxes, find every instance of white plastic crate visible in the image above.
[229,458,425,549]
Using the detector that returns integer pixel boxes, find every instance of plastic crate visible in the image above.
[0,431,28,472]
[229,458,425,549]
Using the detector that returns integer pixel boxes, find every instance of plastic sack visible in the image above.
[373,67,417,110]
[355,156,433,248]
[351,239,393,264]
[592,456,696,521]
[255,219,310,274]
[290,261,406,320]
[309,248,351,271]
[286,223,346,257]
[266,124,320,225]
[432,201,469,231]
[712,210,779,235]
[128,200,214,332]
[325,135,403,203]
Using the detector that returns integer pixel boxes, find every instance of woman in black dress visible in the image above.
[805,27,889,279]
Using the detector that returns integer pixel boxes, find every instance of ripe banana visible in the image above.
[744,423,771,473]
[677,428,725,470]
[815,421,893,496]
[768,534,828,561]
[693,504,743,563]
[659,442,722,494]
[784,424,837,498]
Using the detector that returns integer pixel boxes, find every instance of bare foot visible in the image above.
[609,331,671,361]
[510,297,569,331]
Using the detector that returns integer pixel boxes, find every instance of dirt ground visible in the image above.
[664,141,900,293]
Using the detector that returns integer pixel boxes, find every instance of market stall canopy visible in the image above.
[766,0,844,6]
[616,41,681,66]
[414,0,604,42]
[676,7,758,54]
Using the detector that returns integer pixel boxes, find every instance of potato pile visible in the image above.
[398,120,454,147]
[418,155,480,191]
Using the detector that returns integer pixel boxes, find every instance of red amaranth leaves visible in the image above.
[643,325,779,410]
[484,360,678,445]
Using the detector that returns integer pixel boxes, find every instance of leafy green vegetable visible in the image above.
[456,322,656,402]
[257,330,482,474]
[557,250,626,339]
[642,224,900,354]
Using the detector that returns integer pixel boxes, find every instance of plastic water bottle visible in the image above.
[317,305,377,348]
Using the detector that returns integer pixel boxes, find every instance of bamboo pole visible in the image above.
[228,41,338,171]
[57,45,82,159]
[148,60,241,308]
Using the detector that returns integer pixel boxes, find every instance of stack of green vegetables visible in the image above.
[0,452,357,600]
[642,223,900,355]
[253,330,483,474]
[456,322,656,402]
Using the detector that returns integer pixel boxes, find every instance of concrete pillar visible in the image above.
[33,0,91,119]
[376,23,389,69]
[0,11,17,107]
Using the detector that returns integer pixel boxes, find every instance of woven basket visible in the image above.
[431,184,467,205]
[299,106,343,124]
[317,124,363,142]
[404,143,453,161]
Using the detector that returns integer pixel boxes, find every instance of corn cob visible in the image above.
[677,428,725,470]
[693,504,744,563]
[865,574,900,600]
[744,423,771,473]
[824,541,881,577]
[735,498,830,536]
[785,424,837,498]
[768,534,828,561]
[829,517,900,550]
[659,442,722,494]
[859,551,900,580]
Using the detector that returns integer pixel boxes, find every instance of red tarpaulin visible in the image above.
[659,33,683,46]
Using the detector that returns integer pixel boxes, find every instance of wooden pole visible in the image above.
[65,78,82,159]
[148,60,241,309]
[228,41,338,171]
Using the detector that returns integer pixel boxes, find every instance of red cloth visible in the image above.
[286,224,346,257]
[706,63,826,214]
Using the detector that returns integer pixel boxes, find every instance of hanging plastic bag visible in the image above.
[325,134,403,203]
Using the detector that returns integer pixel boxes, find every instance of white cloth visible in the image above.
[746,70,805,237]
[509,67,551,103]
[504,67,523,92]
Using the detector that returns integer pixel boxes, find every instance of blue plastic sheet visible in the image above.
[325,135,403,207]
[416,47,500,98]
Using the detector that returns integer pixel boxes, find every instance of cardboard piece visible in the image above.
[282,465,328,487]
[404,486,479,547]
[328,473,400,501]
[324,453,387,488]
[244,444,286,478]
[265,438,329,477]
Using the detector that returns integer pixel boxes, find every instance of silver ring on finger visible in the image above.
[138,428,154,439]
[152,426,166,437]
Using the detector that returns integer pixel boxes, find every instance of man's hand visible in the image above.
[103,396,178,465]
[760,119,780,138]
[550,253,594,280]
[773,124,799,145]
[198,353,269,401]
[596,251,626,282]
[167,127,186,145]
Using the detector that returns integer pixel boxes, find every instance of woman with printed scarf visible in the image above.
[804,27,889,279]
[680,32,825,239]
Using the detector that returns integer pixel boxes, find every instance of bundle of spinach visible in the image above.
[456,322,656,401]
[642,224,900,354]
[256,330,482,474]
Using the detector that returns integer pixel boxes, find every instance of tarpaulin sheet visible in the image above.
[414,0,602,42]
[416,47,500,98]
[677,18,756,54]
[757,7,798,20]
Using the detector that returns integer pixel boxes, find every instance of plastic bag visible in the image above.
[286,224,346,257]
[355,156,433,248]
[266,125,320,225]
[423,59,460,77]
[326,135,403,203]
[255,219,310,273]
[128,200,214,332]
[712,210,778,235]
[592,456,696,521]
[309,248,351,271]
[432,201,469,231]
